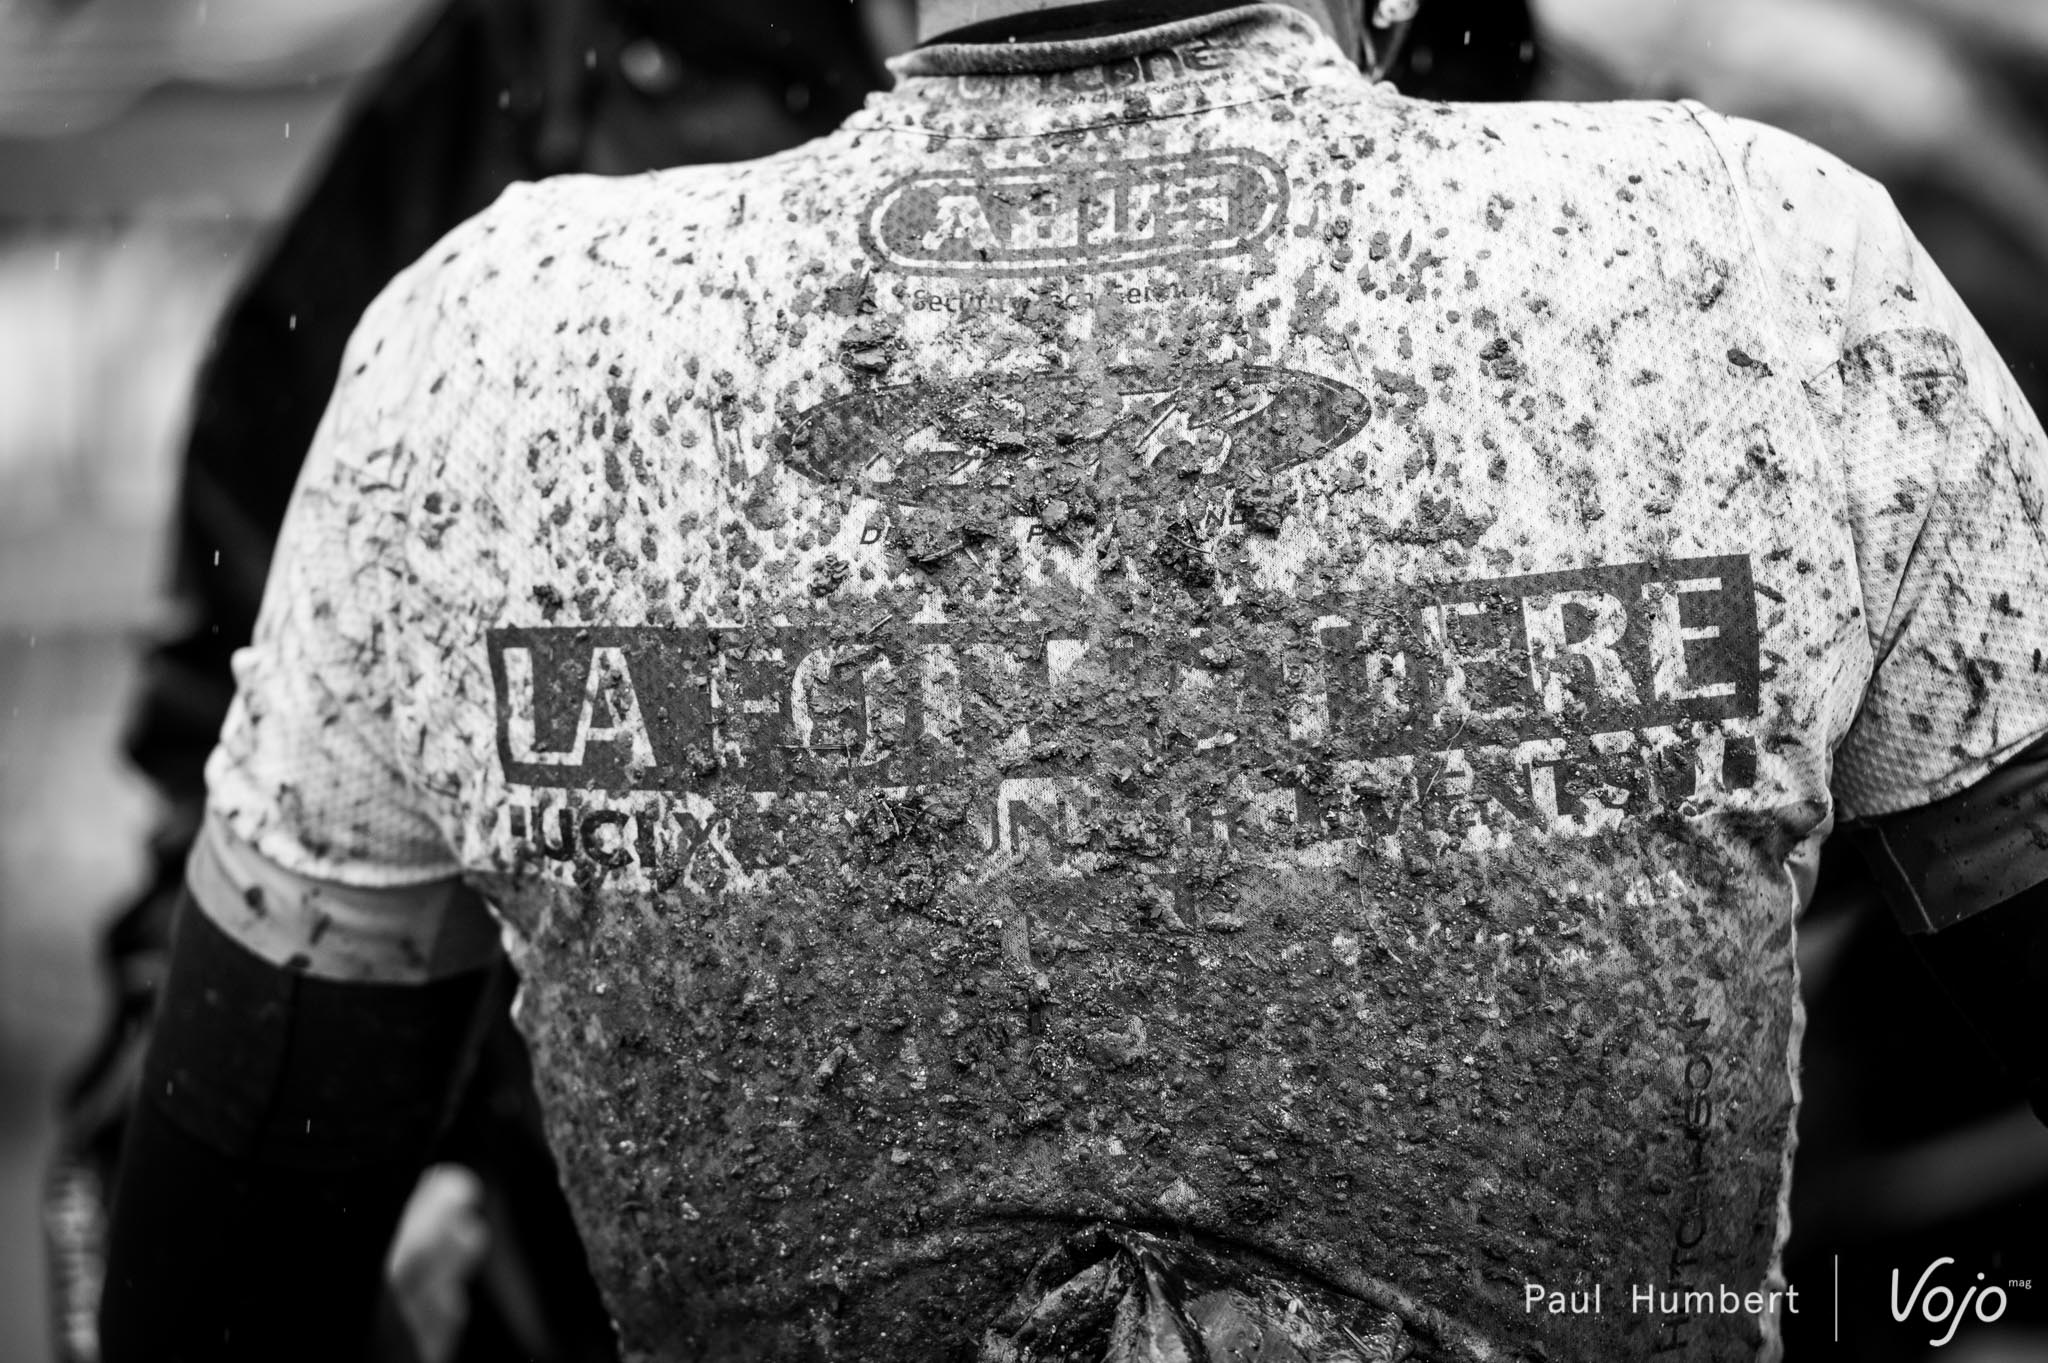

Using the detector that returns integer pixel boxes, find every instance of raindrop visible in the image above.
[620,40,680,96]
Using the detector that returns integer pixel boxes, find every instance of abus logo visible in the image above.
[861,149,1287,275]
[1892,1258,2008,1348]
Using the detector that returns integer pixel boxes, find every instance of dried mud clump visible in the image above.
[1235,479,1293,534]
[1152,518,1215,589]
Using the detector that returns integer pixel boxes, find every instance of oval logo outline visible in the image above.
[781,364,1369,515]
[860,149,1288,276]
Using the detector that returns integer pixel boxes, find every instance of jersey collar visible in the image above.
[857,4,1364,140]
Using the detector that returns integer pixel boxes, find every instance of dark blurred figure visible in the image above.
[1385,0,1542,102]
[45,3,892,1361]
[1892,5,2048,428]
[1788,845,2048,1361]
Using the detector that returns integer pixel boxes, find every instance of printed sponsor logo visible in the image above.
[861,149,1286,275]
[488,559,1764,898]
[1653,1016,1719,1356]
[782,364,1367,513]
[944,38,1232,101]
[489,556,1760,799]
[907,272,1239,318]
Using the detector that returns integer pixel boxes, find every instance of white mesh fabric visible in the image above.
[205,240,477,889]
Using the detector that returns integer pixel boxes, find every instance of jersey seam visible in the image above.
[1680,102,1844,1341]
[1679,101,1882,766]
[368,245,504,887]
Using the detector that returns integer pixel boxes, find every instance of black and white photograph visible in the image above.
[3,1,2048,1360]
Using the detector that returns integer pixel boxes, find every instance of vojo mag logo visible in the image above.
[1892,1257,2023,1348]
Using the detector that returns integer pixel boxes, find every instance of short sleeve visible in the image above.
[1832,229,2048,815]
[202,248,463,889]
[1721,119,2048,820]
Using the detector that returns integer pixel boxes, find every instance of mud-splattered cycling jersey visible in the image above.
[191,6,2048,1360]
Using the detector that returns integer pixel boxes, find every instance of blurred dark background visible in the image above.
[2,2,2046,1361]
[1,6,437,1362]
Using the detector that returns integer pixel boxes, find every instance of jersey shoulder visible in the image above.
[395,132,865,318]
[1299,90,1891,370]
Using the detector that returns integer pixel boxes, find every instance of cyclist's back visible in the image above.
[113,5,2048,1362]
